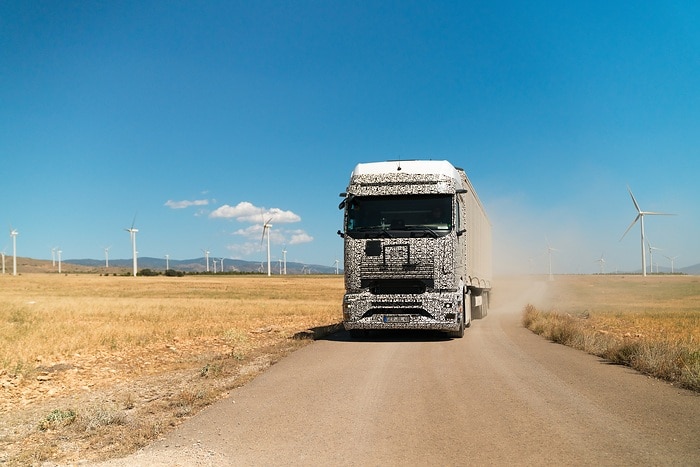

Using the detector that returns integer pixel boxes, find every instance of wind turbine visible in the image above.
[202,249,210,272]
[595,253,606,274]
[10,227,18,276]
[546,237,558,281]
[57,249,62,274]
[620,186,674,277]
[647,241,662,275]
[165,254,170,270]
[333,259,340,275]
[261,216,273,276]
[1,250,5,274]
[212,258,218,273]
[220,257,225,272]
[104,246,112,268]
[282,247,287,275]
[663,254,679,274]
[51,247,57,267]
[125,217,138,277]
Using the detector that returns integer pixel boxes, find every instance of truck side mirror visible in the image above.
[337,230,345,238]
[457,229,466,236]
[338,193,351,210]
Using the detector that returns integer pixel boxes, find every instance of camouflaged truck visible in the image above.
[338,160,492,338]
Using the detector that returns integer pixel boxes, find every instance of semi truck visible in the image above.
[338,160,492,338]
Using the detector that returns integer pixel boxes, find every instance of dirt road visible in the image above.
[100,278,700,465]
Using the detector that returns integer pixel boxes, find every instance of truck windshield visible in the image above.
[346,195,453,233]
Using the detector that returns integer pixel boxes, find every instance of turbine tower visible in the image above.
[212,258,218,273]
[282,247,287,275]
[647,241,662,275]
[57,249,62,274]
[620,186,674,277]
[1,250,5,274]
[165,254,169,270]
[125,218,138,277]
[663,254,679,274]
[334,259,340,275]
[51,247,56,267]
[261,217,273,276]
[595,253,606,274]
[220,257,225,272]
[104,246,111,268]
[10,227,18,276]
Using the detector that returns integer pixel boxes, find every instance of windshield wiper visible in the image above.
[405,226,439,238]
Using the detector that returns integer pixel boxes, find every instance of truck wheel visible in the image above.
[448,292,468,338]
[448,310,465,338]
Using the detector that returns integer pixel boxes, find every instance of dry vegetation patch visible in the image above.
[0,274,344,465]
[523,275,700,391]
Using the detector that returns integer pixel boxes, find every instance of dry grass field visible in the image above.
[1,273,698,465]
[524,274,700,391]
[0,274,344,465]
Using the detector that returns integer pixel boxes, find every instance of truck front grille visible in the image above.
[361,279,432,294]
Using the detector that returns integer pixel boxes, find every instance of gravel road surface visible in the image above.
[99,278,700,465]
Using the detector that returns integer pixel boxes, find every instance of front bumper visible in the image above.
[342,291,462,332]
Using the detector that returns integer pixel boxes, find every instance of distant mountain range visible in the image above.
[63,257,341,275]
[6,256,698,276]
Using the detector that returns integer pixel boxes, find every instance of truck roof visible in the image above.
[351,160,463,183]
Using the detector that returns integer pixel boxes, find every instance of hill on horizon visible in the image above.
[3,256,698,276]
[0,256,342,275]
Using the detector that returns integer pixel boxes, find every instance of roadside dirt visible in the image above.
[0,327,325,465]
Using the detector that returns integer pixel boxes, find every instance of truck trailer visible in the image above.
[338,160,492,338]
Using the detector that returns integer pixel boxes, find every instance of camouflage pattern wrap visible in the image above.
[340,160,492,335]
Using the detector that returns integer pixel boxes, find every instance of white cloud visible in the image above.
[229,226,313,256]
[215,202,309,258]
[165,199,210,209]
[233,225,263,238]
[209,201,301,223]
[288,230,314,245]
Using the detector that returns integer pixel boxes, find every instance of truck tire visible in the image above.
[448,309,465,338]
[448,290,469,338]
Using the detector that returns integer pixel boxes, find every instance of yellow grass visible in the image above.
[1,273,345,465]
[544,275,700,341]
[525,275,700,390]
[0,274,344,375]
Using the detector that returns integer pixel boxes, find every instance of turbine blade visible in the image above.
[620,214,640,240]
[627,186,641,213]
[642,211,675,216]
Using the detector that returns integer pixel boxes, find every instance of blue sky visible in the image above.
[1,1,698,275]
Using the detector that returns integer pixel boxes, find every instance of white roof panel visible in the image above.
[352,160,461,182]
